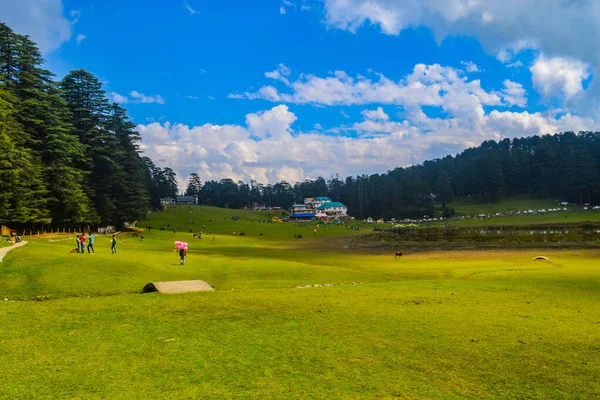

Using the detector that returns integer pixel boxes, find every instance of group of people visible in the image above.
[75,233,95,254]
[75,233,117,254]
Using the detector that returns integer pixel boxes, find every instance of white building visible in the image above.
[176,196,198,205]
[316,202,348,217]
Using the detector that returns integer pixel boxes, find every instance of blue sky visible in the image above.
[4,0,600,184]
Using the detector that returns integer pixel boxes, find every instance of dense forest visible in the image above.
[185,131,600,219]
[0,22,174,227]
[2,21,600,225]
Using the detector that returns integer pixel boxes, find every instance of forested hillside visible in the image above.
[185,131,600,219]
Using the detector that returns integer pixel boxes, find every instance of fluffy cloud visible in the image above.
[111,92,129,104]
[110,91,165,105]
[361,107,389,121]
[138,103,599,186]
[322,0,600,73]
[130,91,166,104]
[265,64,292,85]
[461,61,481,73]
[501,80,527,107]
[231,64,527,116]
[530,55,591,99]
[1,0,72,53]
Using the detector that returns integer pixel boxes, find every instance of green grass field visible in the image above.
[1,206,599,399]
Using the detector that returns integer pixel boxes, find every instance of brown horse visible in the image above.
[395,251,404,258]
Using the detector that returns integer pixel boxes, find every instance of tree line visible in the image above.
[0,22,156,227]
[181,131,600,219]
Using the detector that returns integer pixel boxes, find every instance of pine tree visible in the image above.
[185,173,201,197]
[61,69,113,223]
[108,103,150,223]
[11,32,89,224]
[0,89,49,224]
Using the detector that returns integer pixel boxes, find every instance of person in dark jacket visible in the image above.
[179,248,187,265]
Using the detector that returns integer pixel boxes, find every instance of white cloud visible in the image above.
[111,92,129,104]
[507,60,523,69]
[246,105,297,139]
[461,61,481,73]
[314,123,323,130]
[233,63,527,114]
[138,103,599,186]
[186,95,199,100]
[341,110,350,119]
[322,0,600,76]
[501,80,527,107]
[362,107,389,121]
[110,91,165,104]
[130,90,166,104]
[1,0,72,53]
[76,33,86,45]
[184,0,198,15]
[530,55,591,99]
[280,6,286,15]
[265,64,292,85]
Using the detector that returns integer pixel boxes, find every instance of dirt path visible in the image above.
[0,241,28,262]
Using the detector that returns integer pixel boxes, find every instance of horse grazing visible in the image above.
[239,232,245,236]
[395,251,404,259]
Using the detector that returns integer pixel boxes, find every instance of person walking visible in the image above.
[88,233,95,254]
[179,248,187,265]
[79,234,86,254]
[76,236,81,253]
[111,234,117,254]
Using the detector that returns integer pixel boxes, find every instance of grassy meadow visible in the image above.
[1,205,599,399]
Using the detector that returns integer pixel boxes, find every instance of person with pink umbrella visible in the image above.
[175,241,188,265]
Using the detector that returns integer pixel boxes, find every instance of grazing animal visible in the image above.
[132,232,139,237]
[239,232,245,236]
[232,232,236,236]
[260,233,263,237]
[395,251,404,258]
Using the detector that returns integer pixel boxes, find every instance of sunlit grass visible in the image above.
[0,206,599,399]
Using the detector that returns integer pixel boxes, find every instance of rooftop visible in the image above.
[317,202,347,210]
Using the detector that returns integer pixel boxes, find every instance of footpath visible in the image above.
[0,241,28,262]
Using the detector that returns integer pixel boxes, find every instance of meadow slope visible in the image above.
[0,206,598,399]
